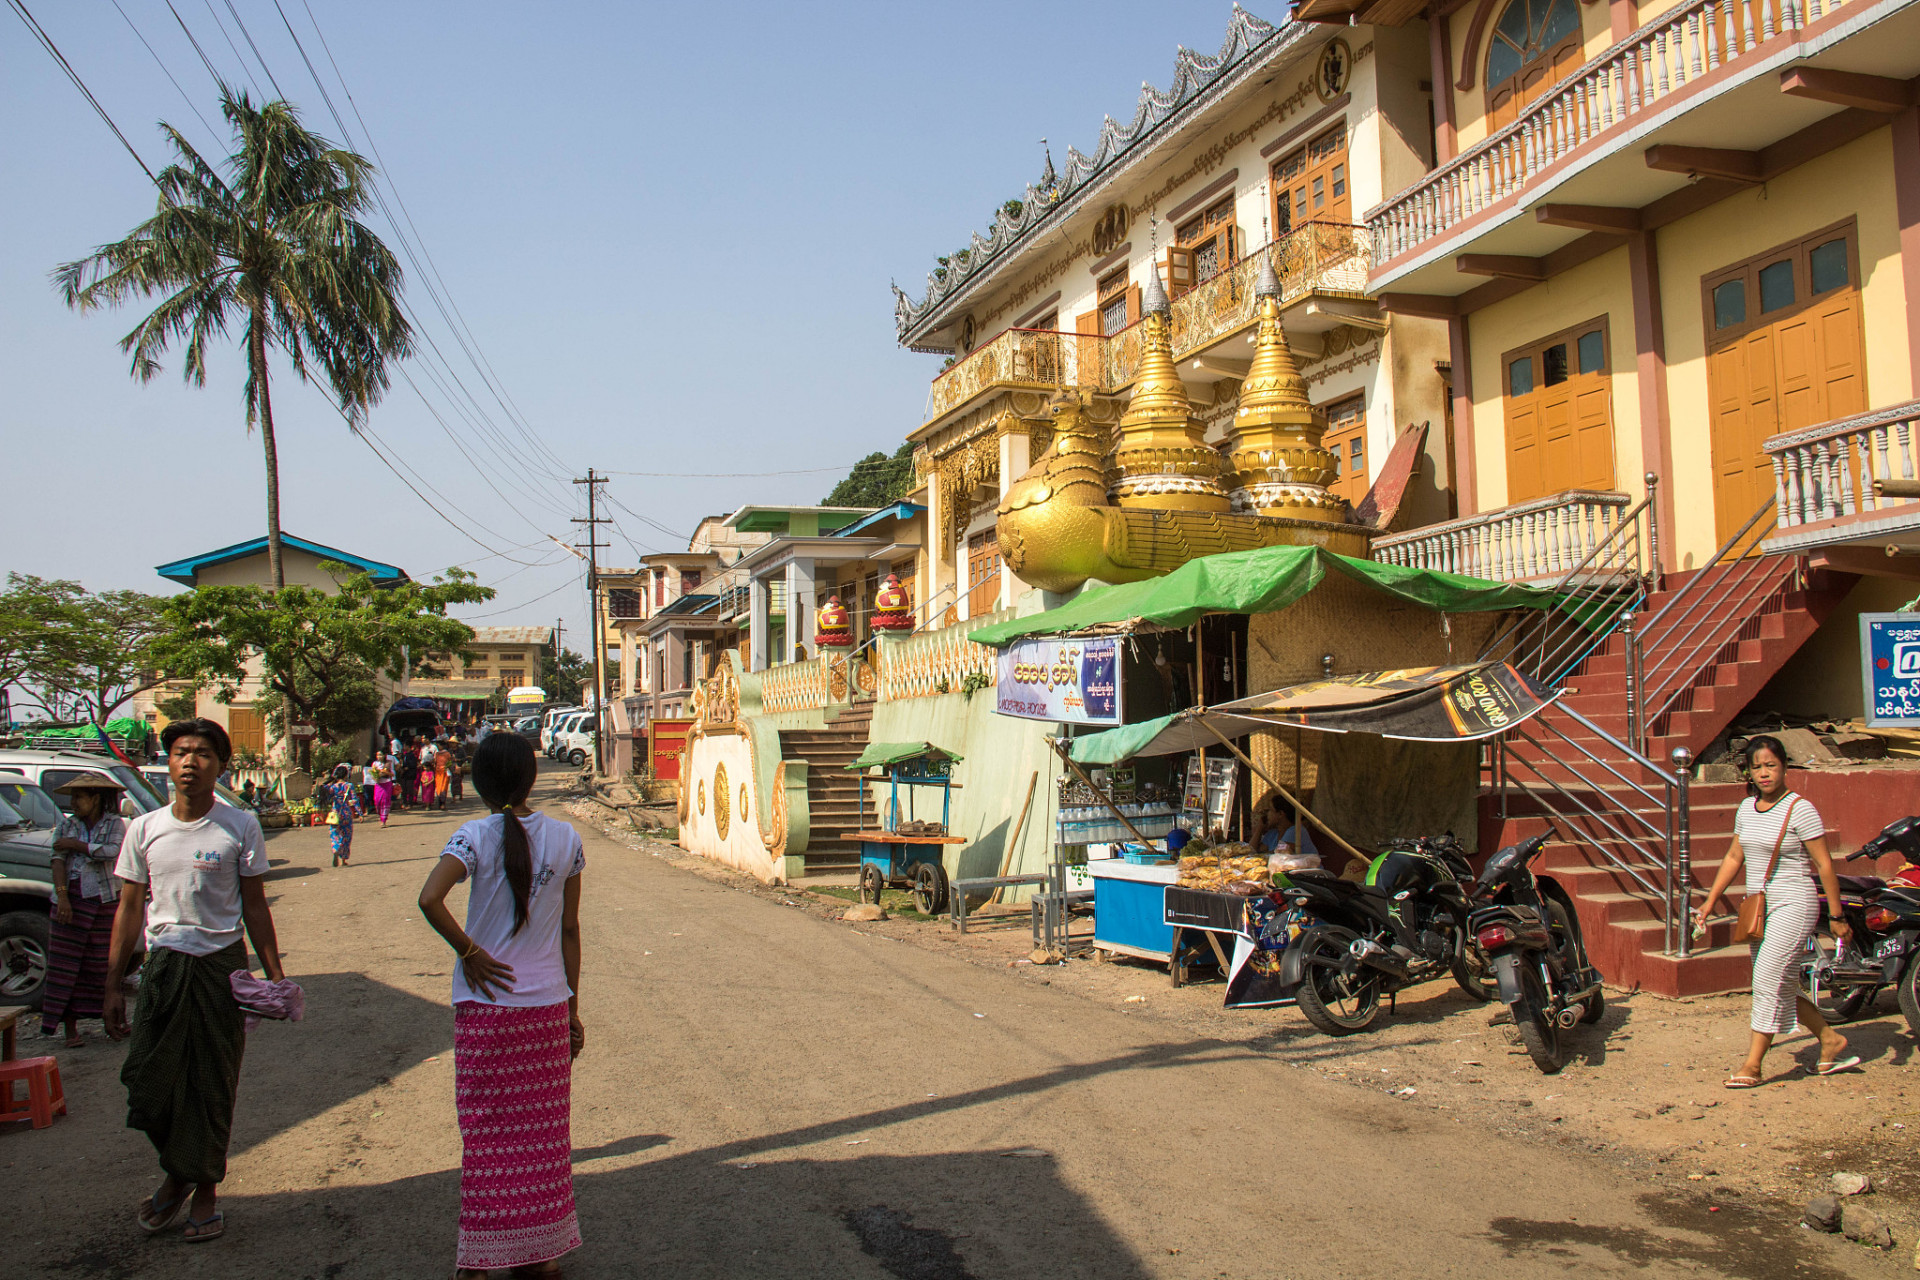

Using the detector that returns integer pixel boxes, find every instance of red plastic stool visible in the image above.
[0,1056,66,1128]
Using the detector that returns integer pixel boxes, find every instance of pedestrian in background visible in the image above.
[433,740,453,811]
[368,751,394,826]
[416,738,439,809]
[43,773,128,1047]
[418,733,584,1278]
[106,718,284,1243]
[1695,734,1858,1085]
[396,738,419,812]
[320,764,363,868]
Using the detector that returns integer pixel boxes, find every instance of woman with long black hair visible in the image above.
[418,734,585,1278]
[1694,734,1857,1086]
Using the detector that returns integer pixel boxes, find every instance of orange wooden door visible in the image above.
[967,528,1002,618]
[1704,227,1865,544]
[228,707,266,756]
[1502,324,1614,503]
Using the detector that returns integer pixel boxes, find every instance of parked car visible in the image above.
[0,774,63,830]
[539,706,581,754]
[138,764,248,810]
[553,716,598,768]
[545,710,591,761]
[0,749,166,817]
[0,786,55,1008]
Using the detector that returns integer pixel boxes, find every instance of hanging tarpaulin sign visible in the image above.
[995,636,1122,725]
[1861,613,1920,726]
[1222,663,1550,742]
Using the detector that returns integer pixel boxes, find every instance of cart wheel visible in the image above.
[858,864,885,905]
[912,861,949,916]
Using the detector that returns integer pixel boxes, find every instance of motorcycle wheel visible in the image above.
[1294,939,1383,1036]
[1824,984,1879,1023]
[1898,959,1920,1039]
[1543,899,1607,1025]
[1512,962,1566,1074]
[1451,933,1498,1003]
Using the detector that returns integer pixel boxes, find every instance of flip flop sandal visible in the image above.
[182,1211,224,1242]
[1723,1075,1763,1089]
[1816,1055,1862,1075]
[138,1184,195,1233]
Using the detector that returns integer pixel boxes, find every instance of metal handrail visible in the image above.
[1630,497,1785,747]
[1480,483,1655,687]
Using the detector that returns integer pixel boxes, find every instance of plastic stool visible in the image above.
[0,1056,66,1128]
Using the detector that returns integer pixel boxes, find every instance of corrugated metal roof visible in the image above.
[468,626,553,646]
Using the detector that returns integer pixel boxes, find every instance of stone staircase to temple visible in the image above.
[779,702,875,876]
[1489,557,1855,996]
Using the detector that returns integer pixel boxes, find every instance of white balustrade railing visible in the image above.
[1368,0,1854,267]
[1374,490,1632,582]
[1767,399,1920,529]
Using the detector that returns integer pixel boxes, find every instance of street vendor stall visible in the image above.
[846,742,965,914]
[1060,663,1559,1004]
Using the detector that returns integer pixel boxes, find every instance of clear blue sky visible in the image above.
[2,1,1262,647]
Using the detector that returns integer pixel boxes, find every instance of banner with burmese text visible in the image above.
[995,636,1122,725]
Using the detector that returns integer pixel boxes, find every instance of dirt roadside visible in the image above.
[568,797,1918,1239]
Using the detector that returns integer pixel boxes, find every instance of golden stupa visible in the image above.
[996,246,1366,594]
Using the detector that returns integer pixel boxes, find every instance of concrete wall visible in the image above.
[1754,574,1917,721]
[680,729,784,882]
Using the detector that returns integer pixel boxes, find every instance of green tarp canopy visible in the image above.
[845,741,964,771]
[33,718,151,746]
[968,544,1569,647]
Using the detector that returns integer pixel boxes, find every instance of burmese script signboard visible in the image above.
[1861,613,1920,727]
[995,636,1122,725]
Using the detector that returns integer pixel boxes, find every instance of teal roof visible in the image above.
[833,503,925,537]
[156,534,409,587]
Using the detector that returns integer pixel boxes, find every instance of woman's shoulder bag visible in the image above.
[1732,796,1798,944]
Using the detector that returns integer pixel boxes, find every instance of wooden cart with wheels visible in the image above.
[842,741,966,916]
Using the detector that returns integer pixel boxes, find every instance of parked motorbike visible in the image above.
[1276,833,1494,1036]
[1802,815,1920,1030]
[1467,832,1605,1074]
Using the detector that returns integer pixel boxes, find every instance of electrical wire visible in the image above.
[460,574,581,619]
[109,0,219,142]
[601,465,856,477]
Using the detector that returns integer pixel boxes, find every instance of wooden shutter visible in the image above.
[1166,246,1195,297]
[1127,285,1142,325]
[1504,376,1545,503]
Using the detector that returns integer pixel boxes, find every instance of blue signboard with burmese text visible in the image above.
[995,636,1122,725]
[1861,612,1920,726]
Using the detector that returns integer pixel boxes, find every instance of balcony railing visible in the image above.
[1765,398,1920,542]
[922,223,1373,423]
[1368,0,1857,267]
[1373,489,1634,582]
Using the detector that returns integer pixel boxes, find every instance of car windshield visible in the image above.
[109,766,164,812]
[0,781,61,828]
[0,790,23,828]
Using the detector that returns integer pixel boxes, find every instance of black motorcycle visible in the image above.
[1276,833,1495,1036]
[1467,832,1605,1073]
[1802,815,1920,1029]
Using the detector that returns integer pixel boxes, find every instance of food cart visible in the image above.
[845,742,965,915]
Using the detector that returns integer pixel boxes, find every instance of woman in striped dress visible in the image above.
[1694,735,1858,1087]
[43,773,129,1046]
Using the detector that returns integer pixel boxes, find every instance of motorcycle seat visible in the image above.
[1837,874,1885,893]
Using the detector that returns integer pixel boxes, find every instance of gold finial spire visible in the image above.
[1107,254,1230,512]
[1225,242,1343,521]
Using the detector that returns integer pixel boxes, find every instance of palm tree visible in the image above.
[56,85,411,588]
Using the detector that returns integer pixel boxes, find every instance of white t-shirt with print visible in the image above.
[443,811,584,1008]
[114,804,269,956]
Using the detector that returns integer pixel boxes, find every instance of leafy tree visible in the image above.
[540,648,592,706]
[822,441,916,507]
[155,687,200,722]
[54,86,412,589]
[154,563,492,767]
[253,656,381,752]
[1,579,169,724]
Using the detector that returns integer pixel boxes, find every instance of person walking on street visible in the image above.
[433,740,454,811]
[416,738,439,809]
[418,733,585,1278]
[368,751,395,827]
[450,737,468,804]
[105,718,285,1243]
[396,738,419,813]
[43,773,129,1047]
[320,763,363,867]
[1694,734,1858,1086]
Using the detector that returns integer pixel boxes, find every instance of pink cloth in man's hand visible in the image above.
[230,971,305,1032]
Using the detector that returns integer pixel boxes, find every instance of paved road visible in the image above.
[8,766,1878,1278]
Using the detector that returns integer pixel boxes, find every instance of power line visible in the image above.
[195,0,260,97]
[7,0,157,181]
[600,464,854,477]
[109,0,219,141]
[459,573,581,619]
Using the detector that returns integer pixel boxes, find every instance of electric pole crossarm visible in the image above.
[572,468,613,776]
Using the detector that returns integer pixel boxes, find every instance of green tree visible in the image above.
[540,648,592,706]
[253,656,382,751]
[0,574,83,707]
[54,86,412,589]
[154,563,492,768]
[1,578,169,724]
[822,440,916,507]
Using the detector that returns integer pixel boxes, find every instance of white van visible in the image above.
[552,713,597,767]
[538,706,581,754]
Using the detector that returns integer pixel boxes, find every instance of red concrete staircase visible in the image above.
[778,702,875,876]
[1491,556,1855,996]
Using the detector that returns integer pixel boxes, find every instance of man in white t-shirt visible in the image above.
[105,718,285,1243]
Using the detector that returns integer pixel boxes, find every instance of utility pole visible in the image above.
[572,469,612,776]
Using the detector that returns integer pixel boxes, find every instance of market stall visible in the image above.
[1060,663,1559,1002]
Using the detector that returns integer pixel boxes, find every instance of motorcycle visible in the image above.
[1467,832,1605,1074]
[1801,815,1920,1029]
[1275,833,1495,1036]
